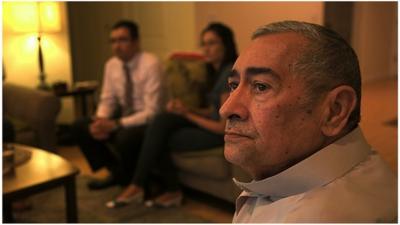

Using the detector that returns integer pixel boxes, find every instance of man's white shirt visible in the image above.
[96,52,162,127]
[233,127,397,223]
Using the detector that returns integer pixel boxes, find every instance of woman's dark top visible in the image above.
[207,63,233,121]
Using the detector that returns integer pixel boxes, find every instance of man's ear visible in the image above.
[320,85,357,137]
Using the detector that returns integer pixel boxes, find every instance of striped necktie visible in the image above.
[123,64,133,116]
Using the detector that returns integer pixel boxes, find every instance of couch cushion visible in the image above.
[171,147,231,179]
[3,83,61,151]
[15,130,36,147]
[5,114,32,133]
[164,58,208,110]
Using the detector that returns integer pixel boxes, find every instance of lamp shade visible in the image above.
[38,2,61,32]
[3,2,61,33]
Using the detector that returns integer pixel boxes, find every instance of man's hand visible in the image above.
[89,118,118,140]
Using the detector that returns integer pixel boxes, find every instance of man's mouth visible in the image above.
[224,131,252,142]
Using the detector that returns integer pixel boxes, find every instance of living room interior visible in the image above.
[2,1,397,223]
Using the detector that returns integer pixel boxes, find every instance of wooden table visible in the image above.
[3,144,80,223]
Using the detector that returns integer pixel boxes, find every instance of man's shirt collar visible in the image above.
[120,51,141,70]
[234,127,371,200]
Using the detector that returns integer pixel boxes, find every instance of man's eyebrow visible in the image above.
[245,67,281,81]
[229,70,239,78]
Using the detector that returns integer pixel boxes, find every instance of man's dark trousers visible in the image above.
[72,118,146,185]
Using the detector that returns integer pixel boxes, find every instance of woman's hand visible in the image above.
[166,99,189,116]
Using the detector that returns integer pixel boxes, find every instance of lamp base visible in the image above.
[37,73,51,91]
[37,82,51,91]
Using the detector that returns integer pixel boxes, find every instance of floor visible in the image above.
[57,145,234,223]
[57,77,397,223]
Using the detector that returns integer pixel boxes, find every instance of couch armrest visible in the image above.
[4,83,61,151]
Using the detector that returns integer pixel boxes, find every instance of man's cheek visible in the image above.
[254,105,285,128]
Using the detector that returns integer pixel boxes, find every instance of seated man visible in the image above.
[73,20,162,190]
[220,21,397,222]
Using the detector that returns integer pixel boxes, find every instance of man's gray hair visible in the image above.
[253,21,361,130]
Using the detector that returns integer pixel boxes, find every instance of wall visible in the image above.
[3,2,74,123]
[122,2,197,59]
[68,2,197,83]
[352,2,397,82]
[195,2,324,52]
[67,2,127,83]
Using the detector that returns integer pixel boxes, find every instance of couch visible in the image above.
[164,53,251,203]
[3,82,61,152]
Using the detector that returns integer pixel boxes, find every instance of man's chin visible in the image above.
[223,145,244,166]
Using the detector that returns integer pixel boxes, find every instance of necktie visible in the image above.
[123,64,133,116]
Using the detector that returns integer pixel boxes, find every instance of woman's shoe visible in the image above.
[152,191,183,208]
[105,189,144,208]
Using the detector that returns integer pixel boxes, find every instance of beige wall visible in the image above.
[352,2,397,83]
[121,2,197,60]
[3,2,75,123]
[195,2,324,52]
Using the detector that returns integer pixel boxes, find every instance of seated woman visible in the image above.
[106,22,238,208]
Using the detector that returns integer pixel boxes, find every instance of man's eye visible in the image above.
[228,81,239,92]
[253,82,270,92]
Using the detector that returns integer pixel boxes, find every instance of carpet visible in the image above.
[13,176,210,223]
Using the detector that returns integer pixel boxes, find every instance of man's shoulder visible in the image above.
[105,56,121,67]
[138,52,160,66]
[285,153,397,222]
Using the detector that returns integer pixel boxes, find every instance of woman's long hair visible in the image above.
[201,22,238,69]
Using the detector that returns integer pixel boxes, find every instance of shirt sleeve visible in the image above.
[119,60,162,127]
[96,62,118,119]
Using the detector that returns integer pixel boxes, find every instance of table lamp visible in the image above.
[4,2,61,90]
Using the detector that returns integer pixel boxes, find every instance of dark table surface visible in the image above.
[3,144,80,199]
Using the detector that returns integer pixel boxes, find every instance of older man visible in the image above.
[220,21,396,222]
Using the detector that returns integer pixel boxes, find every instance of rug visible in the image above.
[13,176,209,223]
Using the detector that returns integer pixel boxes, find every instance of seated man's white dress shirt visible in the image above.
[97,51,162,127]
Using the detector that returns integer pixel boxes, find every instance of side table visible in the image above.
[55,87,97,118]
[3,144,80,223]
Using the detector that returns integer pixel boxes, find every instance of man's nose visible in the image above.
[219,86,249,121]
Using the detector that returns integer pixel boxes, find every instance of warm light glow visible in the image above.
[3,2,39,32]
[3,2,61,33]
[26,35,39,50]
[6,34,39,70]
[38,2,61,32]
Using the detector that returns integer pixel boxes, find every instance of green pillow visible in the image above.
[165,59,208,111]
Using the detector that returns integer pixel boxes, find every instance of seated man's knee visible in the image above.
[71,117,92,138]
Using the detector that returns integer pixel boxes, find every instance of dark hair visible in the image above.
[202,22,238,68]
[253,21,361,130]
[112,20,139,40]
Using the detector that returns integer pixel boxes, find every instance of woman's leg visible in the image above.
[160,128,224,190]
[150,127,224,207]
[169,127,224,152]
[111,124,147,185]
[107,112,194,208]
[132,112,194,187]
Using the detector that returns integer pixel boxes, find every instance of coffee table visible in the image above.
[3,144,80,222]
